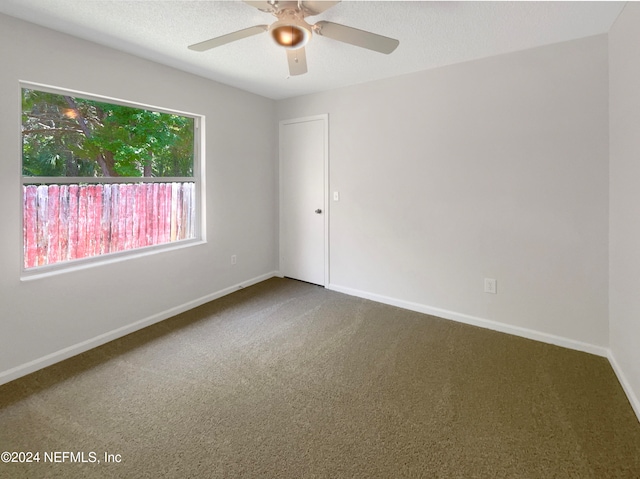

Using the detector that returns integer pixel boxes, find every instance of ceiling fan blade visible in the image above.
[301,1,341,16]
[314,21,399,54]
[287,47,308,76]
[188,25,268,52]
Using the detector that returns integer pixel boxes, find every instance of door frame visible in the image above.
[279,114,329,286]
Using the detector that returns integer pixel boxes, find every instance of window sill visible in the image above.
[20,238,206,282]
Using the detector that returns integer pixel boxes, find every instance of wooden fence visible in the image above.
[23,182,196,269]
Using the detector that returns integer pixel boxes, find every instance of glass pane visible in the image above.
[22,88,194,178]
[23,182,196,269]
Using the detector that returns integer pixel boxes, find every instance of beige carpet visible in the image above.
[1,277,639,478]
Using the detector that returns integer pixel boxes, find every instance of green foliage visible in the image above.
[22,89,194,178]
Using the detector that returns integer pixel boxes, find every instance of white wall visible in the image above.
[277,35,610,352]
[0,14,278,383]
[609,3,640,419]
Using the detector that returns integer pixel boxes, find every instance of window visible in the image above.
[21,83,202,273]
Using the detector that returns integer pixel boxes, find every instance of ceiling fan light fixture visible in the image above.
[270,15,311,49]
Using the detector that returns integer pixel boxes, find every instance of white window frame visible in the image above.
[20,81,206,280]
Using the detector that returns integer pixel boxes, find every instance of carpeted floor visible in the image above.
[1,277,639,478]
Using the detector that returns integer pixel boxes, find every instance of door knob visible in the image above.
[315,209,322,214]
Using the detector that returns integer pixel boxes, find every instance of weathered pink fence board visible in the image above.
[23,182,195,269]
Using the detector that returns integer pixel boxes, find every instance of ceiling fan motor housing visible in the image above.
[270,10,312,49]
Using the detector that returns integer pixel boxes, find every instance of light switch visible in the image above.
[333,191,340,201]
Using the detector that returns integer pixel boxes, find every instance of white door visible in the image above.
[280,115,328,286]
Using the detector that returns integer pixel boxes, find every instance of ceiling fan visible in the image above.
[188,0,400,76]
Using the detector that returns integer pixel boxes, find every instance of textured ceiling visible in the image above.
[0,1,625,100]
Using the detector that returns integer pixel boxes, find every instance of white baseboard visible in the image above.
[327,283,609,358]
[607,350,640,423]
[0,271,278,387]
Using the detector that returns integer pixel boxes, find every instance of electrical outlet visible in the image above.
[231,255,237,265]
[484,278,497,294]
